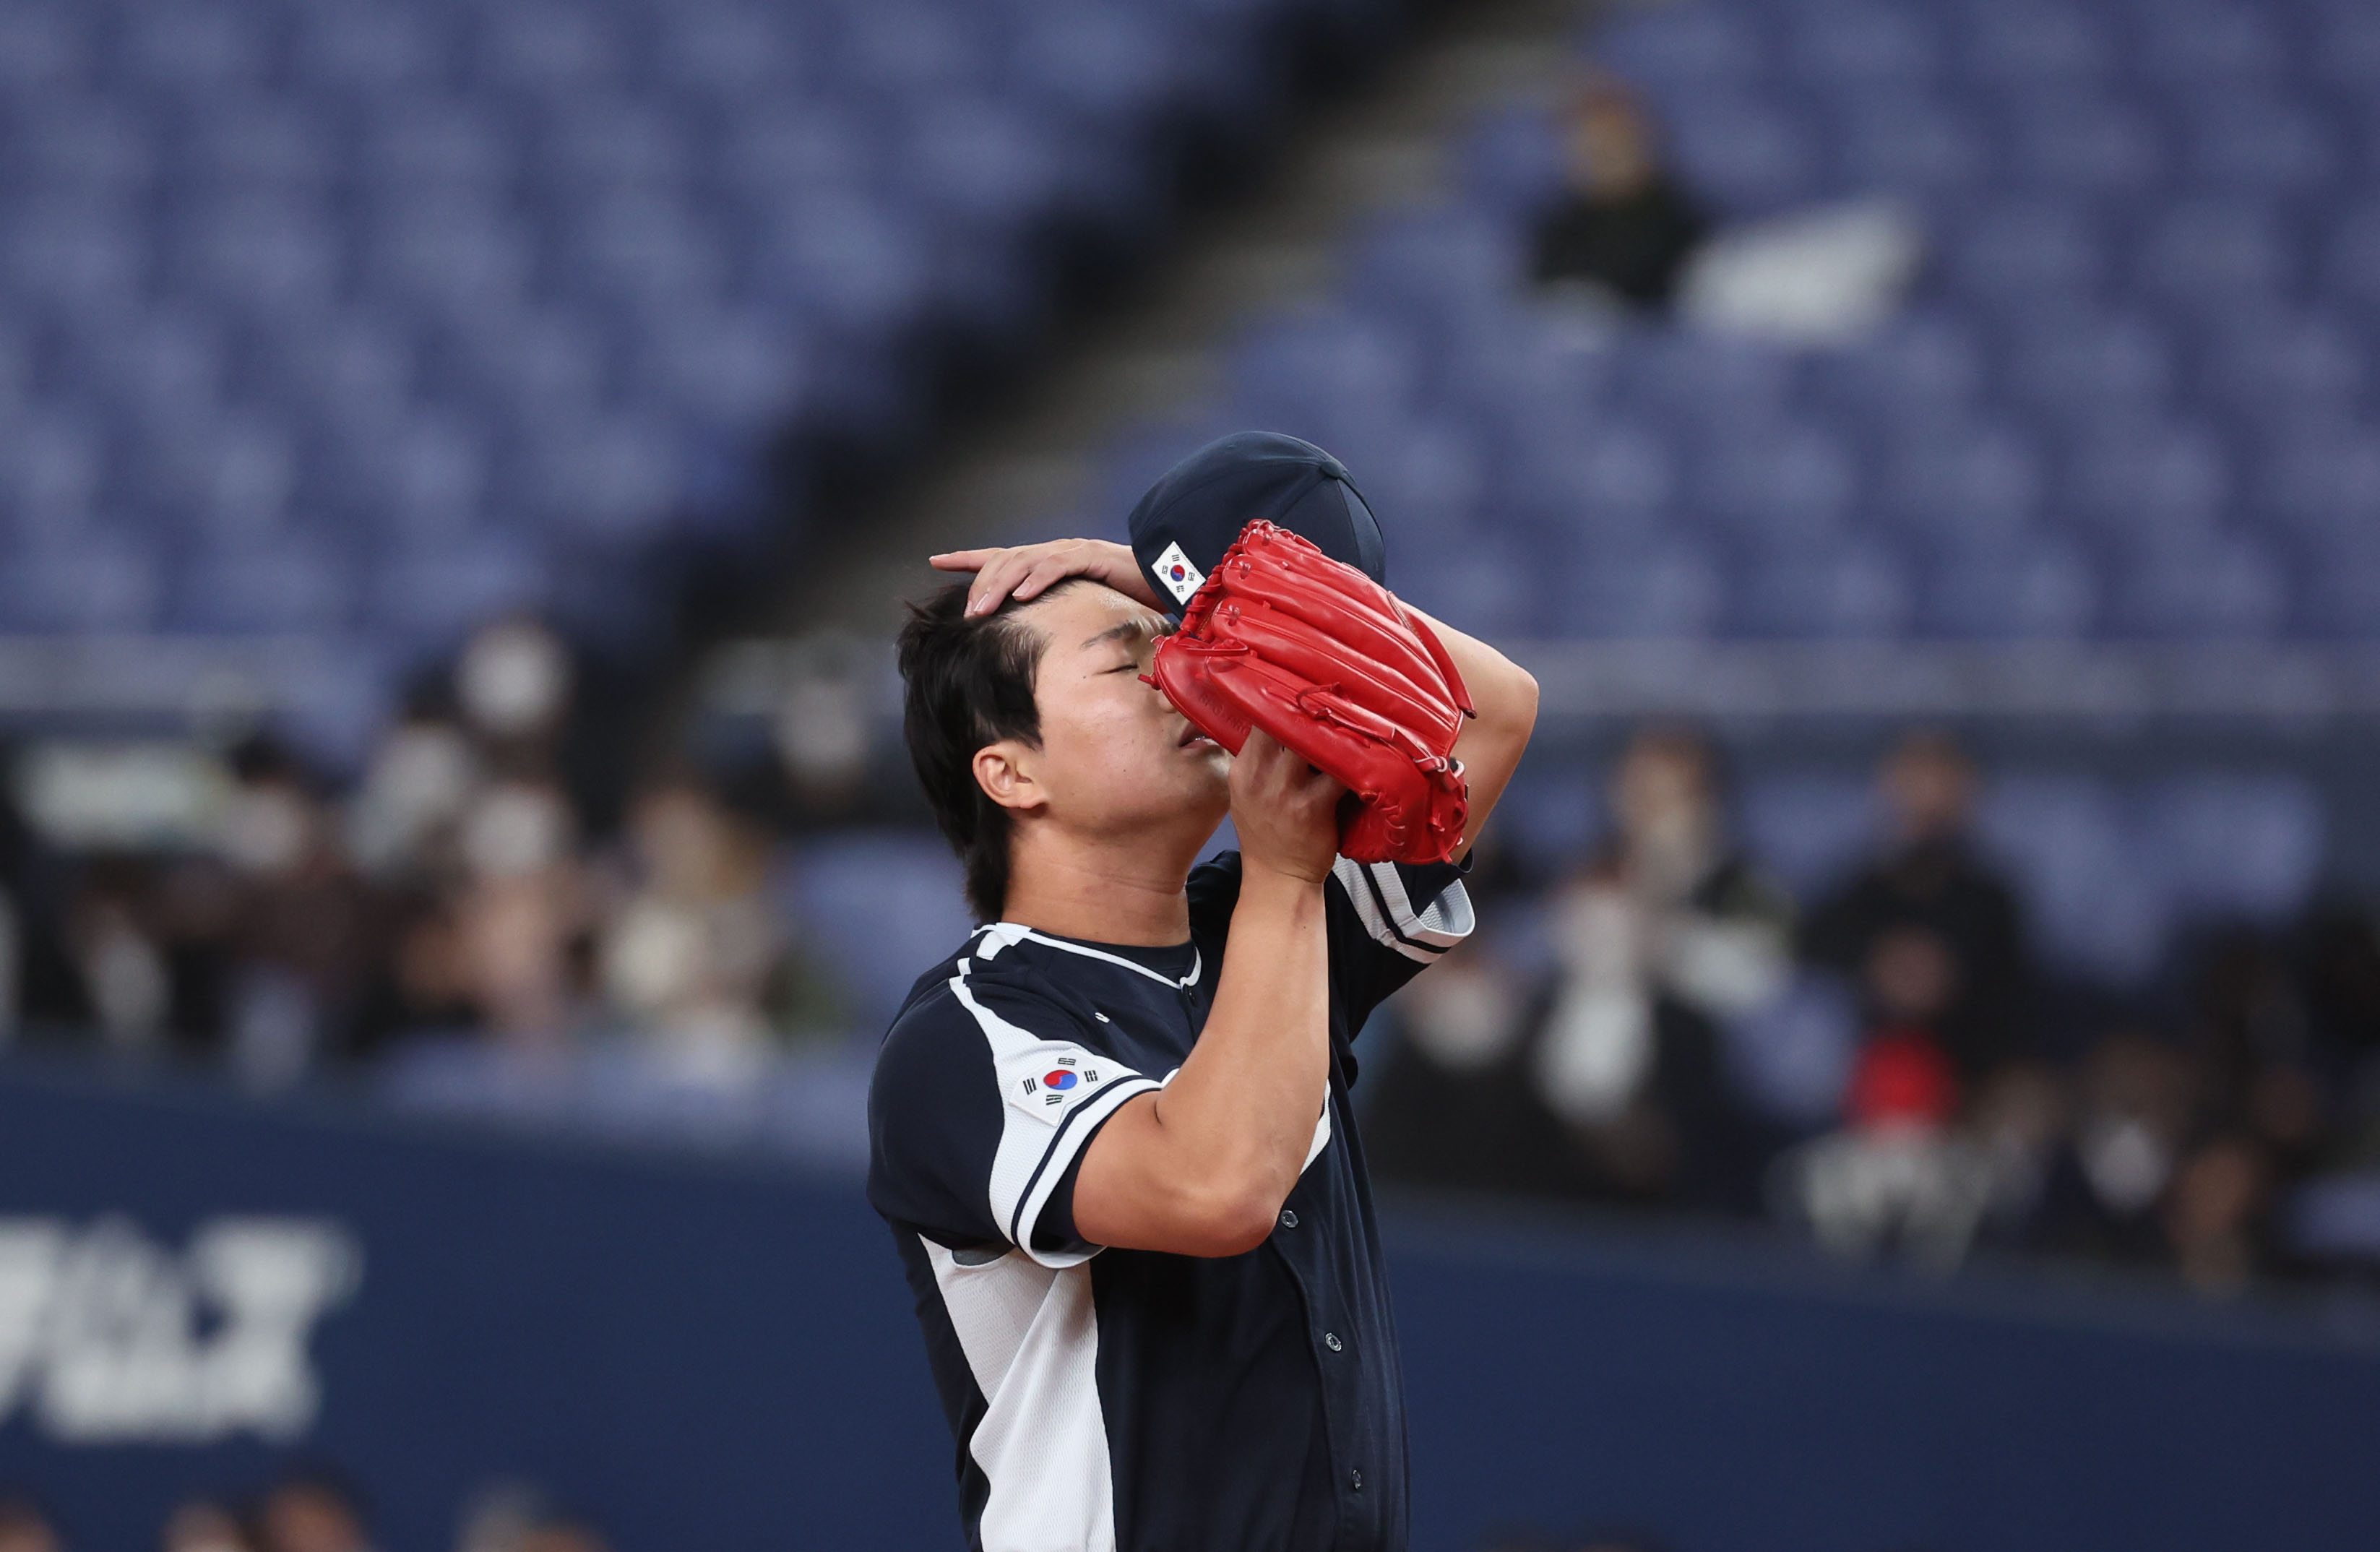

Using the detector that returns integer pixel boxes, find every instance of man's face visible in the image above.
[1004,582,1229,842]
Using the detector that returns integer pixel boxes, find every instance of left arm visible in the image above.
[1402,605,1537,861]
[934,540,1540,855]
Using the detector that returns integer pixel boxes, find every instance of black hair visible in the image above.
[896,579,1077,923]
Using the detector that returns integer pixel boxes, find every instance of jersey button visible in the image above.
[1350,1467,1363,1492]
[1323,1332,1342,1352]
[1279,1209,1298,1229]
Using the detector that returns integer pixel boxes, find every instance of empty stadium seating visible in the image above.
[1112,0,2380,647]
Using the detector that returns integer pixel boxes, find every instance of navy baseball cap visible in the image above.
[1126,431,1387,613]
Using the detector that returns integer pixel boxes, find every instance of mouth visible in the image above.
[1178,724,1217,750]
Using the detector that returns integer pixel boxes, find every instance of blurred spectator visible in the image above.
[216,741,389,1085]
[2038,1029,2201,1267]
[1803,733,2032,1085]
[0,1498,61,1552]
[162,1501,254,1552]
[1530,728,1793,1205]
[345,712,483,883]
[1530,75,1709,309]
[453,780,585,1048]
[256,1471,371,1552]
[457,620,574,774]
[598,777,791,1077]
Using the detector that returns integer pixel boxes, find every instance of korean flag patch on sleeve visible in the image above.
[1001,1043,1132,1128]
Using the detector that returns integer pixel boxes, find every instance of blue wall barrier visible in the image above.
[0,1066,2374,1552]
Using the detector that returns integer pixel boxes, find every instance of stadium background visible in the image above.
[0,0,2378,1548]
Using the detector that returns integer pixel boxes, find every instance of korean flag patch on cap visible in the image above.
[1150,541,1205,606]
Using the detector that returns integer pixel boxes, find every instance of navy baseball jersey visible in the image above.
[866,850,1474,1552]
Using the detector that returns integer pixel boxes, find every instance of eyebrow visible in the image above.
[1081,616,1166,652]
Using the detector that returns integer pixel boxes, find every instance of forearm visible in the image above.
[1075,870,1331,1255]
[1406,606,1540,855]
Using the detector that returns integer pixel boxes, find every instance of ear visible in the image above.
[973,739,1047,814]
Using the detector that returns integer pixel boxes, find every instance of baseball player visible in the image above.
[868,434,1539,1552]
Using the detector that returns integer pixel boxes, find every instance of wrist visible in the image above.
[1238,858,1333,897]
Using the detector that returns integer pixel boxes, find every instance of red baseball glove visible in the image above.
[1148,520,1475,865]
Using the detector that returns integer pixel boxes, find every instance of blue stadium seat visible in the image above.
[1737,772,1879,902]
[2300,1,2380,92]
[1730,540,1912,639]
[0,412,106,540]
[1501,420,1678,540]
[468,0,630,100]
[509,413,685,542]
[176,100,345,197]
[1997,310,2175,423]
[1663,90,1824,215]
[533,100,699,197]
[109,1,276,95]
[1457,106,1568,219]
[1695,423,1860,543]
[356,101,522,194]
[1827,93,1994,204]
[1955,0,2118,87]
[1626,332,1798,431]
[900,96,1069,230]
[1597,4,1770,90]
[557,193,730,309]
[1978,775,2176,986]
[1991,92,2167,204]
[2248,428,2380,545]
[2131,197,2299,312]
[251,311,421,431]
[0,1,89,92]
[2293,542,2380,639]
[1549,540,1724,639]
[60,307,229,421]
[2142,774,2324,926]
[1,196,147,304]
[2056,418,2233,541]
[2178,95,2342,202]
[630,306,810,436]
[366,530,551,642]
[777,829,973,1035]
[3,97,157,195]
[715,104,878,203]
[2190,311,2367,431]
[2320,200,2380,322]
[745,194,936,345]
[1874,421,2045,545]
[434,306,614,426]
[361,197,537,312]
[172,539,356,633]
[0,533,163,631]
[2105,530,2289,638]
[142,413,301,538]
[169,197,347,314]
[1227,310,1424,447]
[1787,4,1945,90]
[1803,311,1991,430]
[1918,537,2100,639]
[650,2,814,98]
[2130,1,2290,87]
[337,413,496,540]
[1939,198,2111,311]
[290,1,457,96]
[829,0,996,96]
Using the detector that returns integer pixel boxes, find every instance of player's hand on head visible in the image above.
[929,538,1163,616]
[1228,729,1342,887]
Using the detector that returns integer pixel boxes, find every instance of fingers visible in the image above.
[928,550,997,573]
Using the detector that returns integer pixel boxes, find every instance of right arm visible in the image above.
[1069,732,1344,1258]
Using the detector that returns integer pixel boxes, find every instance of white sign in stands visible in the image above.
[0,1215,361,1445]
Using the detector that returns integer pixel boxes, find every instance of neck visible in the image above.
[997,819,1210,946]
